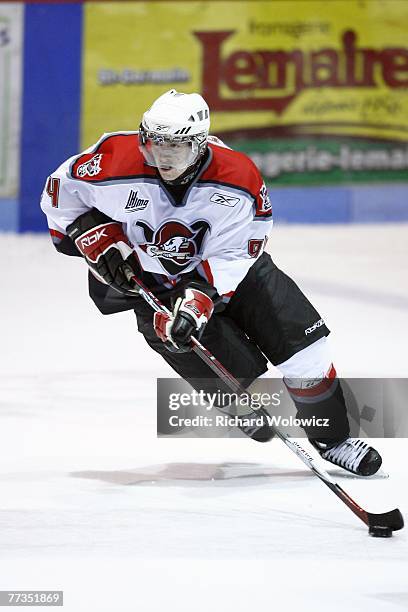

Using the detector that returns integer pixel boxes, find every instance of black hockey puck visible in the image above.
[369,525,393,538]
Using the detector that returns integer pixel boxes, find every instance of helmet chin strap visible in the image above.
[160,148,208,186]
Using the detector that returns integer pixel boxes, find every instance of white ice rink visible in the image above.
[1,224,407,611]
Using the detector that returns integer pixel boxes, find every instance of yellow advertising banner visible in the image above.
[82,0,408,185]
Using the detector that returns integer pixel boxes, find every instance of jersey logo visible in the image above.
[210,192,240,207]
[255,183,272,217]
[248,239,264,258]
[136,220,210,275]
[124,190,149,212]
[77,154,103,178]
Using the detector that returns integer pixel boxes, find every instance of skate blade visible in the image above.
[327,468,389,480]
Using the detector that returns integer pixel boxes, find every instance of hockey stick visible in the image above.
[130,276,404,535]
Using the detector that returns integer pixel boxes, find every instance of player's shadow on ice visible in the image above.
[70,462,385,487]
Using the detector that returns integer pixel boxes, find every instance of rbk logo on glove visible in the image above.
[79,227,108,250]
[75,223,129,263]
[67,208,141,295]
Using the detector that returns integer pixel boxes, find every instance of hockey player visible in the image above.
[40,89,381,476]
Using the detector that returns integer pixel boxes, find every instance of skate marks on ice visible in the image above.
[71,461,387,486]
[71,462,311,486]
[369,592,408,608]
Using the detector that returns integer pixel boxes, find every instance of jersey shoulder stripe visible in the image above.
[203,142,272,219]
[69,132,155,183]
[203,142,263,197]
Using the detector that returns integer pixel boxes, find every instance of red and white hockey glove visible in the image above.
[67,208,141,295]
[154,284,214,353]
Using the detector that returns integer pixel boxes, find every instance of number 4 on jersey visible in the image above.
[46,176,60,208]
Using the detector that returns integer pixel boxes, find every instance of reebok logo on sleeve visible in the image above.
[210,193,240,207]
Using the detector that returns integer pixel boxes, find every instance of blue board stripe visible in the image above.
[270,184,408,224]
[19,3,82,232]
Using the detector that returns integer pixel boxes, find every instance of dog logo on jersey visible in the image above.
[77,154,103,178]
[136,220,210,275]
[210,192,240,207]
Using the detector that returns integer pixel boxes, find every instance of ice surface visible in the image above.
[0,225,407,611]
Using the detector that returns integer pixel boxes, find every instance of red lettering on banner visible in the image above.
[193,29,408,115]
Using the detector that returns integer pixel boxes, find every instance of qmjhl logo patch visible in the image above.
[125,190,149,212]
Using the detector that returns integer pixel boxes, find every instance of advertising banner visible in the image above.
[82,0,408,186]
[0,3,23,198]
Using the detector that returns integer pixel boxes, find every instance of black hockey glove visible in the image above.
[67,208,141,295]
[154,282,215,353]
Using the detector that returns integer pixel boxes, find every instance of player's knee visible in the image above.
[277,338,335,387]
[276,337,335,396]
[277,337,349,442]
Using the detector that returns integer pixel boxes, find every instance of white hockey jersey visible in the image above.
[40,132,273,298]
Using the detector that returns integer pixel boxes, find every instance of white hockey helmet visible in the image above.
[139,89,210,181]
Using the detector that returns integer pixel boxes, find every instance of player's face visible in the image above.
[151,141,192,180]
[156,165,184,181]
[141,135,199,180]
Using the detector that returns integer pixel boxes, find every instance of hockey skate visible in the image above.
[312,438,382,476]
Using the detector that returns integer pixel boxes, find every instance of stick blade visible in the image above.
[367,508,404,531]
